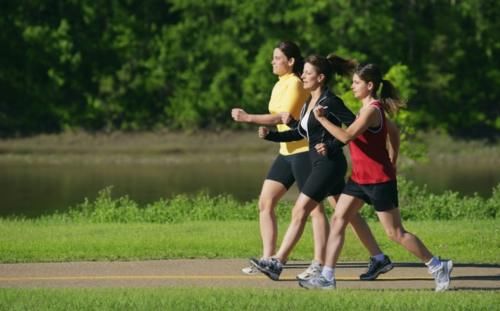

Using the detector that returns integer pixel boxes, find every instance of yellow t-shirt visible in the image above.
[268,73,309,155]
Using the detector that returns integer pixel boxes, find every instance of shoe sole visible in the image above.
[241,268,259,275]
[296,273,320,281]
[298,280,335,290]
[249,259,280,281]
[435,260,454,292]
[359,263,394,281]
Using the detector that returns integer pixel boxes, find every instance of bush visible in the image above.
[37,177,499,224]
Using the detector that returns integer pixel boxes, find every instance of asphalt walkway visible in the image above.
[0,260,498,290]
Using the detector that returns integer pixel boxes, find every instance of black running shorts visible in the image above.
[300,152,347,203]
[266,152,311,191]
[342,179,399,211]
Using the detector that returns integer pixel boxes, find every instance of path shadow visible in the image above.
[284,262,500,269]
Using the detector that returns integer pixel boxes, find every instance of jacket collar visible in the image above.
[317,87,332,105]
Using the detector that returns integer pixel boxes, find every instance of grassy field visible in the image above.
[1,288,498,311]
[1,219,497,310]
[0,220,497,263]
[1,131,498,309]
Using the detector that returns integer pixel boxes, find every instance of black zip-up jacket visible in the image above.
[264,88,355,158]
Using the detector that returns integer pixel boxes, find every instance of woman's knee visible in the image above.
[289,205,311,225]
[330,213,349,230]
[385,228,405,243]
[310,204,326,219]
[258,195,278,213]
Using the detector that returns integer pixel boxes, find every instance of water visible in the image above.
[0,159,498,217]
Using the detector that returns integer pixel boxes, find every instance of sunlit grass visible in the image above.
[0,288,498,311]
[0,220,497,263]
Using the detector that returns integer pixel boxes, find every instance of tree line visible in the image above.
[1,0,498,139]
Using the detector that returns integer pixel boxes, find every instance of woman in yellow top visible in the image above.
[232,41,327,279]
[232,42,390,281]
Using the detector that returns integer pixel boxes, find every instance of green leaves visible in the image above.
[1,0,498,137]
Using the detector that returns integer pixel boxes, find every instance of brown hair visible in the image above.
[354,63,406,115]
[305,54,357,86]
[276,41,304,77]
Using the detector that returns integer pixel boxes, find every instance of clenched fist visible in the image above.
[279,112,292,125]
[231,108,249,122]
[258,126,269,139]
[315,143,328,156]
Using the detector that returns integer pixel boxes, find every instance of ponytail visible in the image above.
[293,55,305,77]
[305,54,357,86]
[355,64,406,116]
[380,79,406,116]
[326,54,357,77]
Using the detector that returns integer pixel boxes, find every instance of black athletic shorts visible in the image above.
[266,152,311,191]
[300,152,347,203]
[342,179,399,212]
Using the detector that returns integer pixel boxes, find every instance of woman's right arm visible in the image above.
[314,105,380,144]
[231,108,283,125]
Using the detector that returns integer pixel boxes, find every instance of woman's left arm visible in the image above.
[385,118,400,167]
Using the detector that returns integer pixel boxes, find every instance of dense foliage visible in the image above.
[1,1,498,138]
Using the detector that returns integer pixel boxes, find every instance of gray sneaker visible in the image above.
[250,257,283,281]
[296,261,322,281]
[431,260,453,292]
[299,275,336,290]
[241,265,259,275]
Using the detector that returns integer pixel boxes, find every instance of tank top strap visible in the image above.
[367,101,384,133]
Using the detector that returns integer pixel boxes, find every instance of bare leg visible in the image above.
[324,195,365,267]
[275,193,318,262]
[326,196,382,256]
[377,208,433,262]
[258,180,287,258]
[309,203,329,264]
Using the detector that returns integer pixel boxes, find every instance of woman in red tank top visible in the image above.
[298,63,453,292]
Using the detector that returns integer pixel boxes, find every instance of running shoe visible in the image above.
[250,257,283,281]
[241,265,259,275]
[296,260,322,281]
[431,260,453,292]
[359,255,394,280]
[299,275,336,290]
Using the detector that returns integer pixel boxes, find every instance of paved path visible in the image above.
[0,260,498,290]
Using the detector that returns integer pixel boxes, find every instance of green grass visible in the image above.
[0,288,497,311]
[0,220,497,263]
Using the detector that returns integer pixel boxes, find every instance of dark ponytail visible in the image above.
[276,41,304,77]
[380,79,405,115]
[326,54,357,78]
[305,54,356,86]
[355,63,406,115]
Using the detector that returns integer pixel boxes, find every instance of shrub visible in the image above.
[39,178,499,224]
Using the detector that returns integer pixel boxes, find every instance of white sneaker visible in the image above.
[431,260,453,292]
[296,261,322,281]
[242,265,259,275]
[299,275,336,290]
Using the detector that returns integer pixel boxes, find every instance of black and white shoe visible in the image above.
[249,257,283,281]
[359,255,394,280]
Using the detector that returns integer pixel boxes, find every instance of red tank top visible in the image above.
[349,101,396,184]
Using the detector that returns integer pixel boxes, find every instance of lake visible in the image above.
[1,157,498,218]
